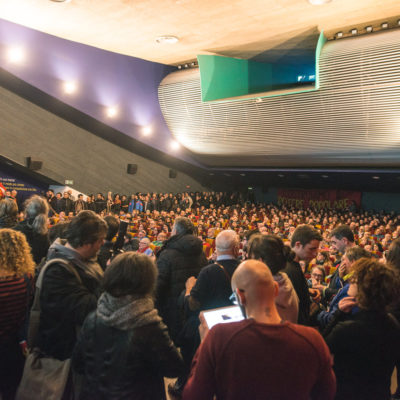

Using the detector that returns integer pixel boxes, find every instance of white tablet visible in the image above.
[202,305,244,329]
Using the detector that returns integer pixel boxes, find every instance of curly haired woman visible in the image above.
[0,229,35,400]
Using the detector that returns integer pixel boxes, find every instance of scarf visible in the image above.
[96,293,161,330]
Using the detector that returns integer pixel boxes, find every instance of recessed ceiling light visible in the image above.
[351,28,358,35]
[321,175,329,178]
[155,36,179,44]
[336,32,343,38]
[7,47,25,64]
[381,22,388,29]
[63,81,77,94]
[365,26,373,33]
[372,176,380,180]
[106,106,118,118]
[170,140,180,150]
[209,173,214,176]
[142,126,152,136]
[308,0,332,5]
[278,174,285,178]
[240,173,246,176]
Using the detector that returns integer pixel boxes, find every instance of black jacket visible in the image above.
[156,234,207,340]
[37,240,103,360]
[15,220,50,264]
[72,312,183,400]
[282,260,311,325]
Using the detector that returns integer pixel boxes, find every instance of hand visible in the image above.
[338,296,357,313]
[309,288,321,303]
[338,263,346,278]
[185,276,197,293]
[198,312,209,342]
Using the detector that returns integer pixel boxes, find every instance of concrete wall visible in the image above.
[0,85,208,194]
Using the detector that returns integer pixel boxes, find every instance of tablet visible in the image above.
[202,305,244,329]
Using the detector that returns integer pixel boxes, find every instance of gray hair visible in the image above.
[216,230,239,252]
[24,195,49,235]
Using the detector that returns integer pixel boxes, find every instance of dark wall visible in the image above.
[0,85,209,194]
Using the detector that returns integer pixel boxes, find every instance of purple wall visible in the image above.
[0,18,198,164]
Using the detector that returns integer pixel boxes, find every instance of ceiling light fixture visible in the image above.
[155,35,179,44]
[381,22,388,29]
[308,0,332,5]
[398,19,400,26]
[7,47,25,64]
[106,106,118,118]
[351,28,358,35]
[142,126,152,136]
[321,175,329,178]
[365,26,373,33]
[336,32,343,38]
[170,140,180,150]
[372,176,380,180]
[63,81,77,94]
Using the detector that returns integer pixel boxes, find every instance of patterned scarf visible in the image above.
[96,293,161,330]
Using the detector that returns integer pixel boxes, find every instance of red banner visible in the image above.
[277,189,361,210]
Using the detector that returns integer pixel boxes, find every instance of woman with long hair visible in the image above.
[325,259,400,400]
[15,195,50,264]
[248,234,299,323]
[72,252,183,399]
[0,229,35,400]
[0,198,18,229]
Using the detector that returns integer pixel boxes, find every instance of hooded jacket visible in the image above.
[37,239,103,360]
[156,234,207,340]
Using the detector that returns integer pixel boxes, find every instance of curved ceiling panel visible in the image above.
[158,29,400,167]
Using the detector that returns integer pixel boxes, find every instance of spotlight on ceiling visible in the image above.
[381,22,389,29]
[365,26,373,33]
[336,32,343,39]
[63,81,77,94]
[372,176,380,180]
[308,0,332,4]
[106,106,118,118]
[240,173,246,177]
[321,175,329,178]
[184,64,189,68]
[155,35,179,44]
[142,126,152,136]
[351,28,358,35]
[177,65,182,70]
[170,140,180,150]
[398,19,400,26]
[278,174,285,178]
[7,47,25,64]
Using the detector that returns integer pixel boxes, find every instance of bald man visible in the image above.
[183,260,336,400]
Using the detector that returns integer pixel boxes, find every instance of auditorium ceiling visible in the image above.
[0,0,399,65]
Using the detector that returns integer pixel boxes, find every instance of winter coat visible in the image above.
[37,239,103,360]
[156,234,207,340]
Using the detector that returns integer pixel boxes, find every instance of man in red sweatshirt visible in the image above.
[183,259,336,400]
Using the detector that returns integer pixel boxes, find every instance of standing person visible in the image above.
[325,259,400,400]
[183,260,336,400]
[74,194,87,214]
[15,195,50,265]
[37,210,107,362]
[0,229,35,400]
[72,253,183,400]
[282,224,322,325]
[247,234,299,323]
[0,198,18,229]
[156,217,207,340]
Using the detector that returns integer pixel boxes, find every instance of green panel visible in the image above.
[198,31,327,102]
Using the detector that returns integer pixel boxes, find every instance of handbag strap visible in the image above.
[215,262,231,284]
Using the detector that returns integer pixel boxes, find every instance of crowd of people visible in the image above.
[0,188,400,400]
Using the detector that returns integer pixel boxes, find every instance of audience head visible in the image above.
[23,195,49,234]
[342,246,371,274]
[330,225,355,253]
[310,265,325,283]
[290,225,322,262]
[172,216,194,236]
[103,252,157,298]
[231,259,278,317]
[48,221,70,243]
[386,238,400,271]
[0,229,35,277]
[0,198,18,228]
[352,258,399,313]
[215,230,239,256]
[248,234,294,275]
[104,215,119,241]
[139,237,151,250]
[66,210,107,257]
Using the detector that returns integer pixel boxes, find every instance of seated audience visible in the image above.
[72,252,183,400]
[183,260,336,400]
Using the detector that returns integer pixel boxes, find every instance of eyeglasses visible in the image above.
[311,273,323,279]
